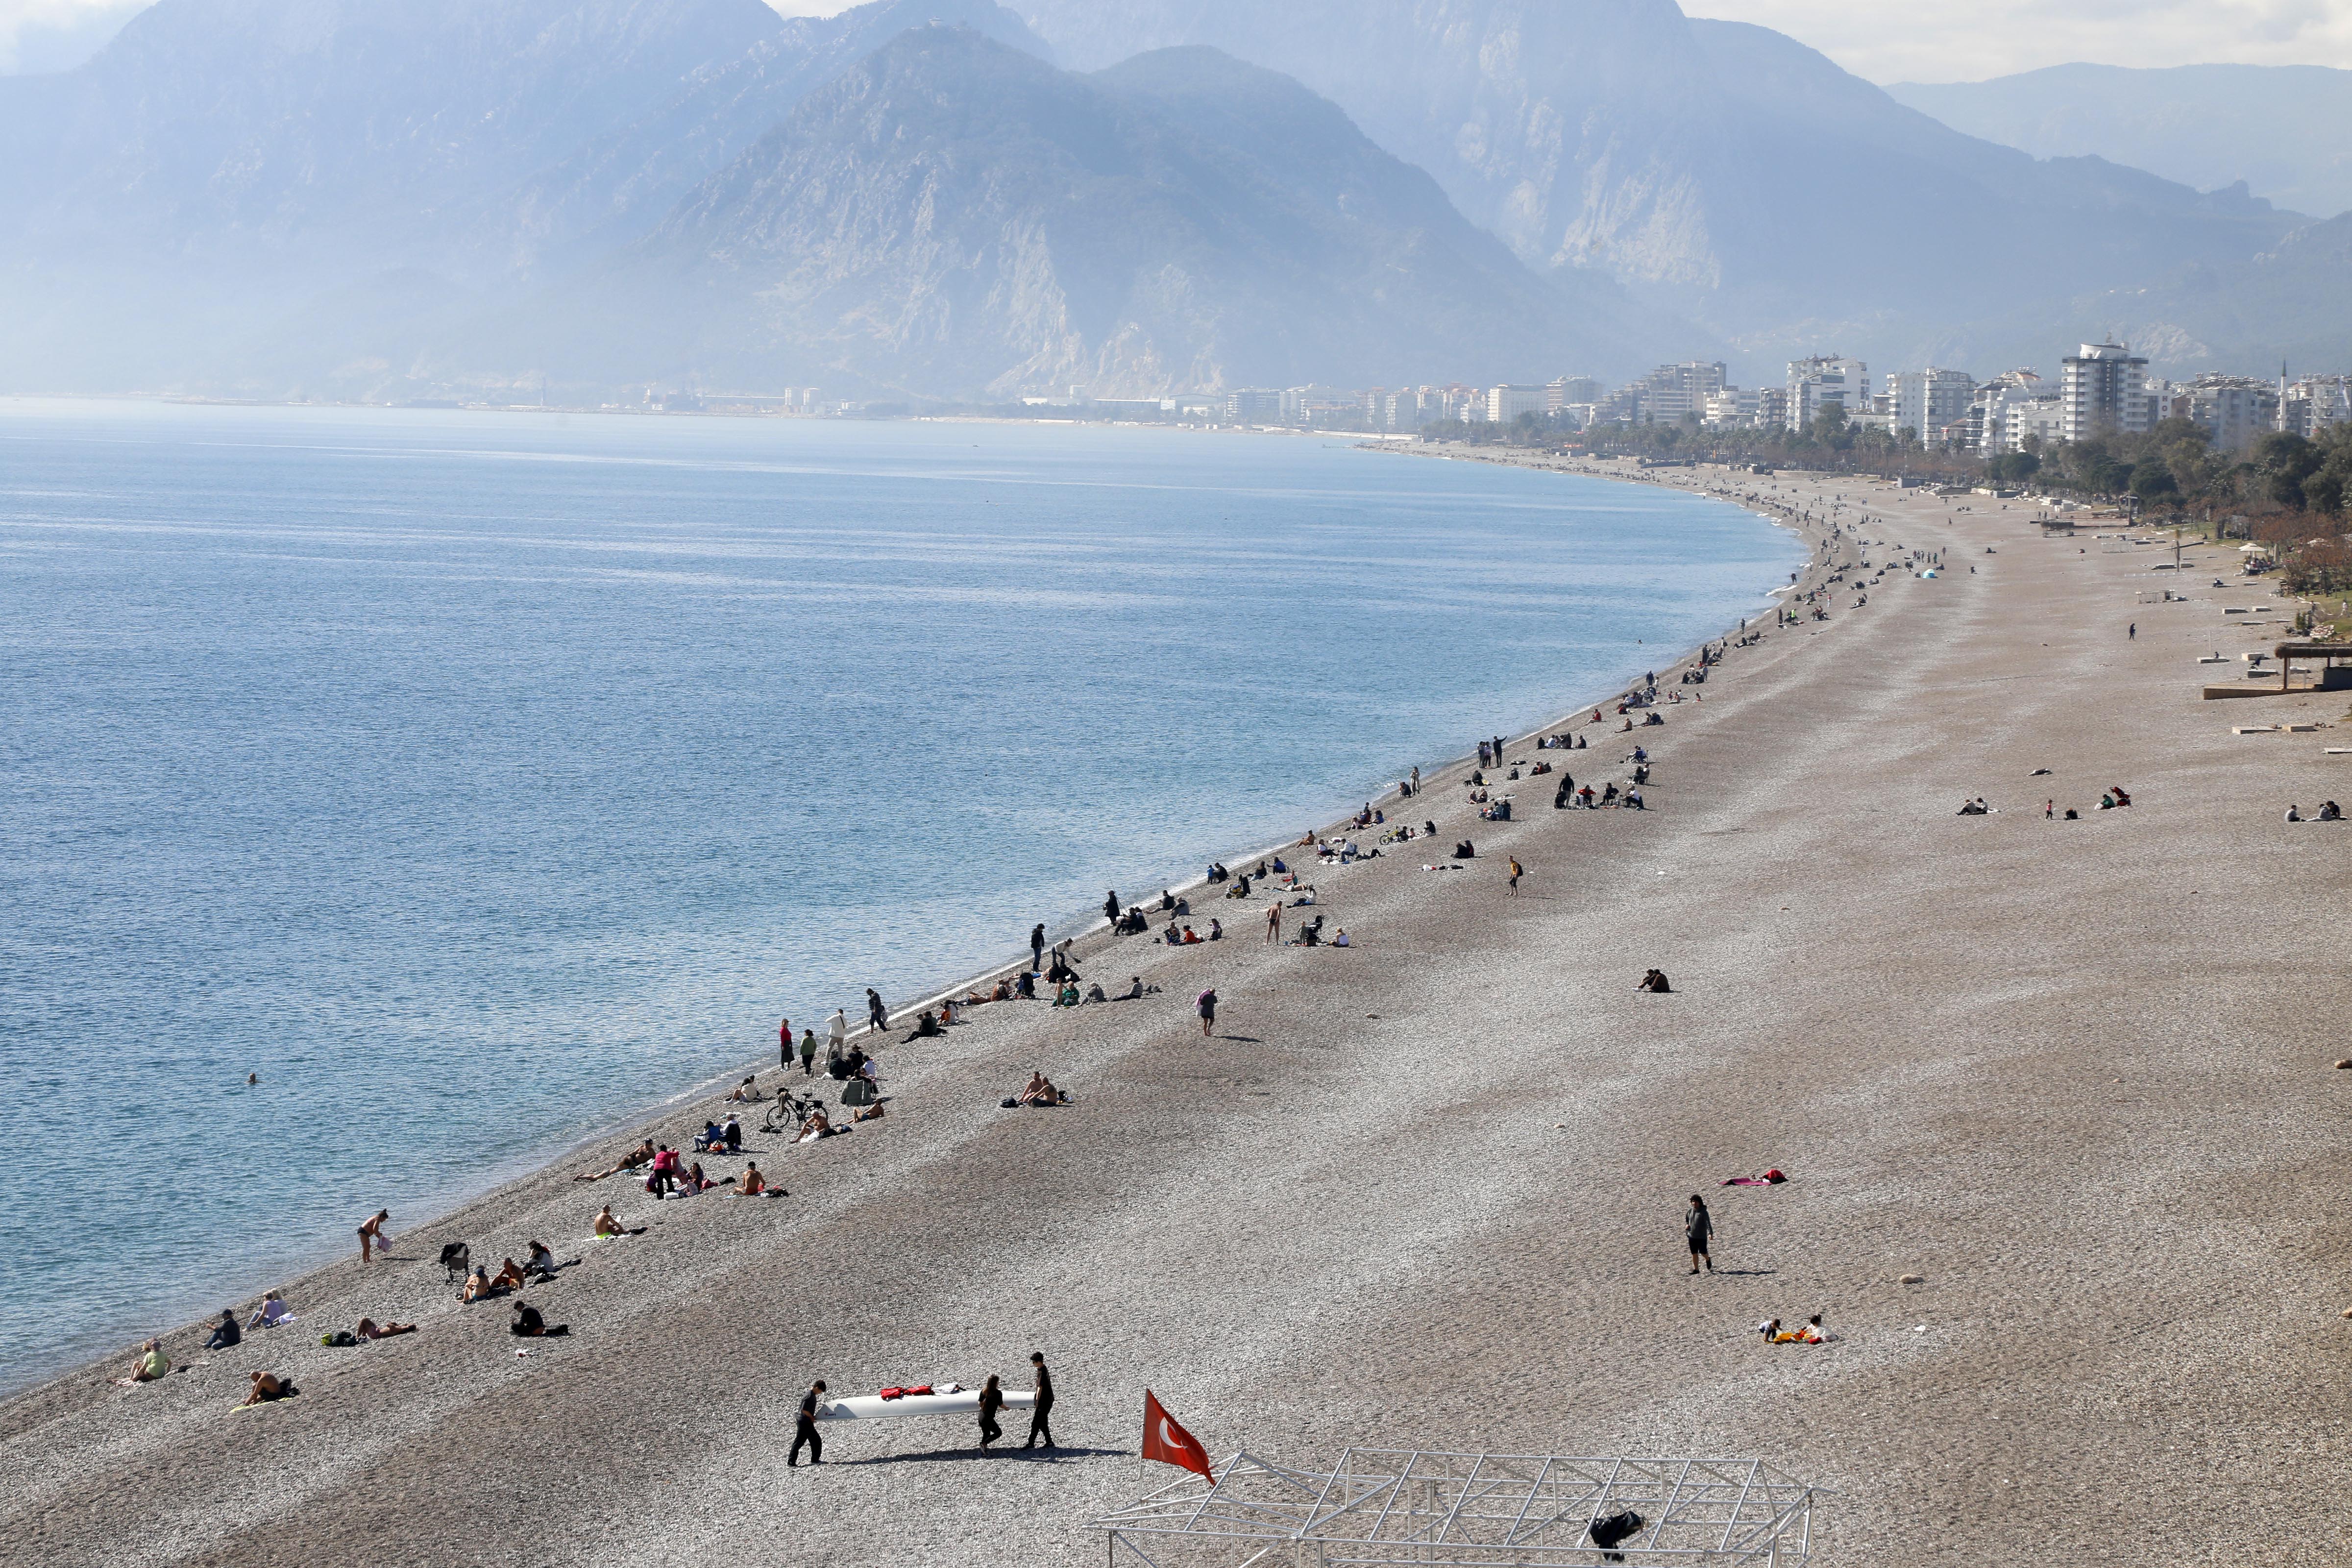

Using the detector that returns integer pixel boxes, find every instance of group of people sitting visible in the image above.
[1757,1314,1836,1345]
[1157,920,1222,947]
[1014,1071,1070,1106]
[2098,785,2133,809]
[2284,801,2344,821]
[694,1117,744,1153]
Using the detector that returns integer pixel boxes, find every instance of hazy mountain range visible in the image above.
[1888,64,2352,225]
[0,0,2344,402]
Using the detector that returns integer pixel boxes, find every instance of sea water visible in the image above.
[0,401,1801,1386]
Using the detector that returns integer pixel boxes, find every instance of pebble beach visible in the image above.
[5,453,2347,1566]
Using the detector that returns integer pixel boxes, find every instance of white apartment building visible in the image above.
[2006,396,2068,450]
[1547,376,1605,411]
[2058,343,2152,442]
[1965,370,2045,453]
[2152,375,2278,451]
[2281,376,2352,438]
[1787,356,1868,430]
[1892,368,1976,444]
[1487,384,1551,423]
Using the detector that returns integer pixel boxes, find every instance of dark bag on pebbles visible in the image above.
[1001,1097,1019,1109]
[1589,1509,1644,1555]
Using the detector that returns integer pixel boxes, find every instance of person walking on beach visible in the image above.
[977,1373,1005,1451]
[1030,923,1046,972]
[357,1208,390,1265]
[1411,765,1421,796]
[1265,903,1280,944]
[2128,622,2136,640]
[1104,889,1122,924]
[1507,856,1523,894]
[1685,1195,1714,1274]
[1023,1351,1055,1449]
[790,1381,826,1467]
[1197,987,1218,1037]
[865,988,887,1034]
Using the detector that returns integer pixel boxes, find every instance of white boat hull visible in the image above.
[815,1389,1037,1422]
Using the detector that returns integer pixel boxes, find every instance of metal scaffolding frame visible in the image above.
[1093,1449,1822,1567]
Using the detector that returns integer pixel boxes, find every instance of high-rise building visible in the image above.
[2058,343,2152,442]
[1964,370,2044,453]
[2281,375,2352,439]
[1487,384,1551,424]
[1892,368,1976,444]
[1547,376,1605,410]
[1786,356,1867,430]
[1225,388,1284,421]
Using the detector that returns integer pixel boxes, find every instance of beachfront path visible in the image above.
[5,462,2348,1566]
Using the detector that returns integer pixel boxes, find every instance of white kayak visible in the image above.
[815,1387,1036,1422]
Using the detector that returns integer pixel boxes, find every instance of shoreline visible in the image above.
[0,446,1821,1401]
[20,453,2345,1565]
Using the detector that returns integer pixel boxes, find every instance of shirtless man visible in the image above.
[593,1205,626,1238]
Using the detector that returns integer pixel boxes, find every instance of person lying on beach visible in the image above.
[356,1318,417,1340]
[204,1309,241,1351]
[510,1304,568,1338]
[853,1102,885,1123]
[492,1257,528,1292]
[592,1206,628,1238]
[575,1140,655,1181]
[239,1371,298,1406]
[249,1292,294,1330]
[1722,1169,1788,1187]
[1637,969,1673,993]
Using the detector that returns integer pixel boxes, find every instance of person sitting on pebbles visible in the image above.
[592,1205,628,1238]
[1636,968,1673,993]
[239,1370,298,1406]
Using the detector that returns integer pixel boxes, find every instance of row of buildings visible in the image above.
[1193,348,2347,453]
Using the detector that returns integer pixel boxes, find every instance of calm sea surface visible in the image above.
[0,401,1800,1386]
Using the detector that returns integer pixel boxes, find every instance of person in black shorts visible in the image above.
[977,1375,1004,1450]
[790,1381,826,1466]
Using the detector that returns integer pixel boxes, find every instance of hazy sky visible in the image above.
[3,0,2350,79]
[1690,0,2352,81]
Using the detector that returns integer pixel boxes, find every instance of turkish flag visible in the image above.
[1141,1390,1215,1484]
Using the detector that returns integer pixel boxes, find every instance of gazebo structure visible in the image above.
[2270,641,2352,693]
[1093,1449,1824,1566]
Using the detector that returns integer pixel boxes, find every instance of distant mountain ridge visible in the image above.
[445,31,1675,399]
[1887,64,2352,224]
[1003,0,2310,371]
[0,0,1669,399]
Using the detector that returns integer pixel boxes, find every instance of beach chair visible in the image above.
[438,1242,470,1286]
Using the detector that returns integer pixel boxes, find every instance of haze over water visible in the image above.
[0,402,1802,1385]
